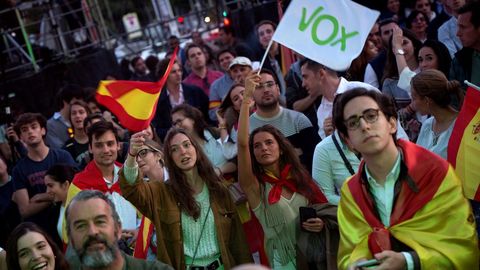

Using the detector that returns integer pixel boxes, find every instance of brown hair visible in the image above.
[163,128,225,219]
[411,69,464,109]
[6,222,70,270]
[249,125,319,203]
[171,104,219,142]
[333,88,398,140]
[13,113,47,137]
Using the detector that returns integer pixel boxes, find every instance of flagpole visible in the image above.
[464,80,480,91]
[257,39,274,75]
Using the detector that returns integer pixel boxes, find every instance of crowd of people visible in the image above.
[1,0,480,269]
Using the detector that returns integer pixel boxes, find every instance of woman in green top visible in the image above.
[119,128,252,269]
[237,73,329,269]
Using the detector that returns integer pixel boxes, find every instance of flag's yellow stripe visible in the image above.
[98,82,160,120]
[456,109,480,199]
[142,218,152,250]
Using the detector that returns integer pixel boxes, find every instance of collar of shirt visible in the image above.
[365,151,401,187]
[53,112,71,127]
[253,106,283,121]
[365,151,401,227]
[167,84,185,107]
[103,164,120,188]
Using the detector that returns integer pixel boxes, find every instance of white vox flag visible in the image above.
[272,0,380,71]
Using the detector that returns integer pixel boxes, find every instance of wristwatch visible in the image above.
[395,48,405,55]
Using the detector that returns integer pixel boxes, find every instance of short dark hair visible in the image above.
[83,112,105,132]
[258,68,279,86]
[458,1,480,28]
[216,48,236,62]
[406,10,429,29]
[256,20,277,33]
[333,88,398,139]
[65,190,121,236]
[185,43,204,60]
[130,56,142,68]
[14,112,47,136]
[7,222,70,270]
[57,84,84,109]
[300,58,324,73]
[45,164,77,184]
[378,18,398,29]
[87,120,118,146]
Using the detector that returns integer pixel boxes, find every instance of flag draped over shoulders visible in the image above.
[338,140,478,270]
[448,85,480,201]
[96,48,178,132]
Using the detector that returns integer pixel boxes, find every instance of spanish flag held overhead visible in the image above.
[96,47,178,132]
[448,84,480,201]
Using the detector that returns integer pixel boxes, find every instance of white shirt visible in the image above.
[317,78,378,139]
[167,84,185,107]
[316,77,410,140]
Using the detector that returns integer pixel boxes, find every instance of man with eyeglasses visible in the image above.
[249,69,319,171]
[333,88,478,270]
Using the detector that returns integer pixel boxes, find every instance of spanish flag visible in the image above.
[448,84,480,201]
[338,140,478,269]
[96,48,178,132]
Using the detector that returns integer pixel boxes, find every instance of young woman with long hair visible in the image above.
[119,128,252,269]
[237,74,329,269]
[171,104,236,176]
[6,222,69,270]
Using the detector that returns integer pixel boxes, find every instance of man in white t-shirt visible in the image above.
[301,59,409,140]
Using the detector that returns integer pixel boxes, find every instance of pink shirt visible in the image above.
[183,69,223,96]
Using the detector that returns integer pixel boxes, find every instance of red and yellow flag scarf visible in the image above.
[134,216,155,259]
[262,164,327,204]
[448,85,480,201]
[96,47,178,132]
[338,140,478,269]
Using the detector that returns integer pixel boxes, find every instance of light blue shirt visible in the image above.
[438,17,462,57]
[416,117,456,160]
[365,153,414,270]
[312,131,361,205]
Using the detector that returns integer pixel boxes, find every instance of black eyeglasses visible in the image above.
[344,109,380,130]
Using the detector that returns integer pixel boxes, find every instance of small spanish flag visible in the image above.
[96,47,178,132]
[448,84,480,201]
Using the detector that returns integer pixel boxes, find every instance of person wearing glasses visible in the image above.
[122,133,168,261]
[120,128,253,269]
[333,88,478,270]
[249,69,319,171]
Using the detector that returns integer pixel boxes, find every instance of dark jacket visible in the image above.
[450,47,474,90]
[119,170,253,270]
[152,83,209,141]
[296,204,339,270]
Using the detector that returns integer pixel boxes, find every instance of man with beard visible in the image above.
[66,190,172,270]
[249,69,319,171]
[64,121,137,245]
[11,113,76,246]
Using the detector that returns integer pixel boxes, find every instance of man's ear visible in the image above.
[389,117,398,135]
[88,144,92,154]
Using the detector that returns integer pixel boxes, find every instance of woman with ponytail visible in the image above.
[411,69,464,159]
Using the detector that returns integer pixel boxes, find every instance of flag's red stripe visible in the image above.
[448,87,480,166]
